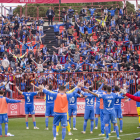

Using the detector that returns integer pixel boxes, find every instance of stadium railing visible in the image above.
[4,4,119,22]
[1,70,138,99]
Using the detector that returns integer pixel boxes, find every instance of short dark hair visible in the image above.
[138,85,140,90]
[49,85,53,90]
[89,87,93,91]
[107,86,111,92]
[27,86,31,91]
[71,86,75,90]
[115,86,119,92]
[0,90,4,95]
[59,85,66,91]
[103,85,107,90]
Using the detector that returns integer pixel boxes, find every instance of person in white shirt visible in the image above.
[3,77,15,98]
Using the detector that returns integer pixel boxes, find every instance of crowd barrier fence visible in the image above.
[3,4,120,22]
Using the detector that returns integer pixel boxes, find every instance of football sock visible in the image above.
[83,120,87,131]
[45,118,48,127]
[33,122,36,127]
[0,124,2,136]
[62,127,66,140]
[26,122,28,127]
[5,124,8,136]
[90,120,94,132]
[95,117,98,127]
[73,117,76,128]
[53,125,56,138]
[105,126,109,138]
[120,120,123,131]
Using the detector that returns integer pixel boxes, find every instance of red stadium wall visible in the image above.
[0,0,122,3]
[7,99,138,117]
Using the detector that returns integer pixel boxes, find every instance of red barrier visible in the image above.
[7,99,138,117]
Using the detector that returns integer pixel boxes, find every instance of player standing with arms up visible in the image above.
[86,86,121,140]
[68,85,81,130]
[15,86,40,130]
[39,83,81,140]
[0,90,21,137]
[112,86,124,133]
[32,83,55,130]
[81,87,96,134]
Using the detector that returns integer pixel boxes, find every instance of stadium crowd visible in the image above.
[0,5,140,98]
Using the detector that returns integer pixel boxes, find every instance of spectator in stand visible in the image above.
[67,25,74,40]
[46,7,55,25]
[49,22,64,36]
[68,6,75,23]
[88,7,96,17]
[60,8,67,23]
[4,6,17,21]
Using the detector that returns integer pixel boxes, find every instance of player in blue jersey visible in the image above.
[94,83,104,130]
[68,85,82,130]
[15,86,40,130]
[86,86,121,140]
[112,86,124,133]
[81,87,96,134]
[32,83,56,130]
[44,85,56,130]
[98,84,111,136]
[0,90,21,137]
[39,84,81,140]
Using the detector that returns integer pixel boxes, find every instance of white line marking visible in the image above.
[85,132,140,140]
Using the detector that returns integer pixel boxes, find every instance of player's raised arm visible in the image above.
[39,85,57,98]
[6,98,21,103]
[15,86,23,95]
[84,88,98,97]
[124,93,140,102]
[31,83,40,90]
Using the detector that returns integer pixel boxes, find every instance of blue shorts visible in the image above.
[104,112,117,124]
[0,114,8,124]
[84,109,94,120]
[95,104,100,115]
[115,108,123,118]
[53,113,67,127]
[45,105,54,116]
[68,108,77,116]
[25,104,35,115]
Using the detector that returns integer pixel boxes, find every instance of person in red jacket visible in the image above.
[125,93,140,102]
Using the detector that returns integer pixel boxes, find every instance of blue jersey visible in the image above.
[93,90,100,105]
[114,93,124,109]
[68,93,81,109]
[22,92,37,105]
[131,91,140,107]
[45,90,57,106]
[43,88,79,102]
[82,91,95,110]
[99,92,122,114]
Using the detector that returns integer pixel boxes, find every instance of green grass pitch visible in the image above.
[1,117,140,140]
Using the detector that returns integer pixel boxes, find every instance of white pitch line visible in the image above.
[85,132,140,140]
